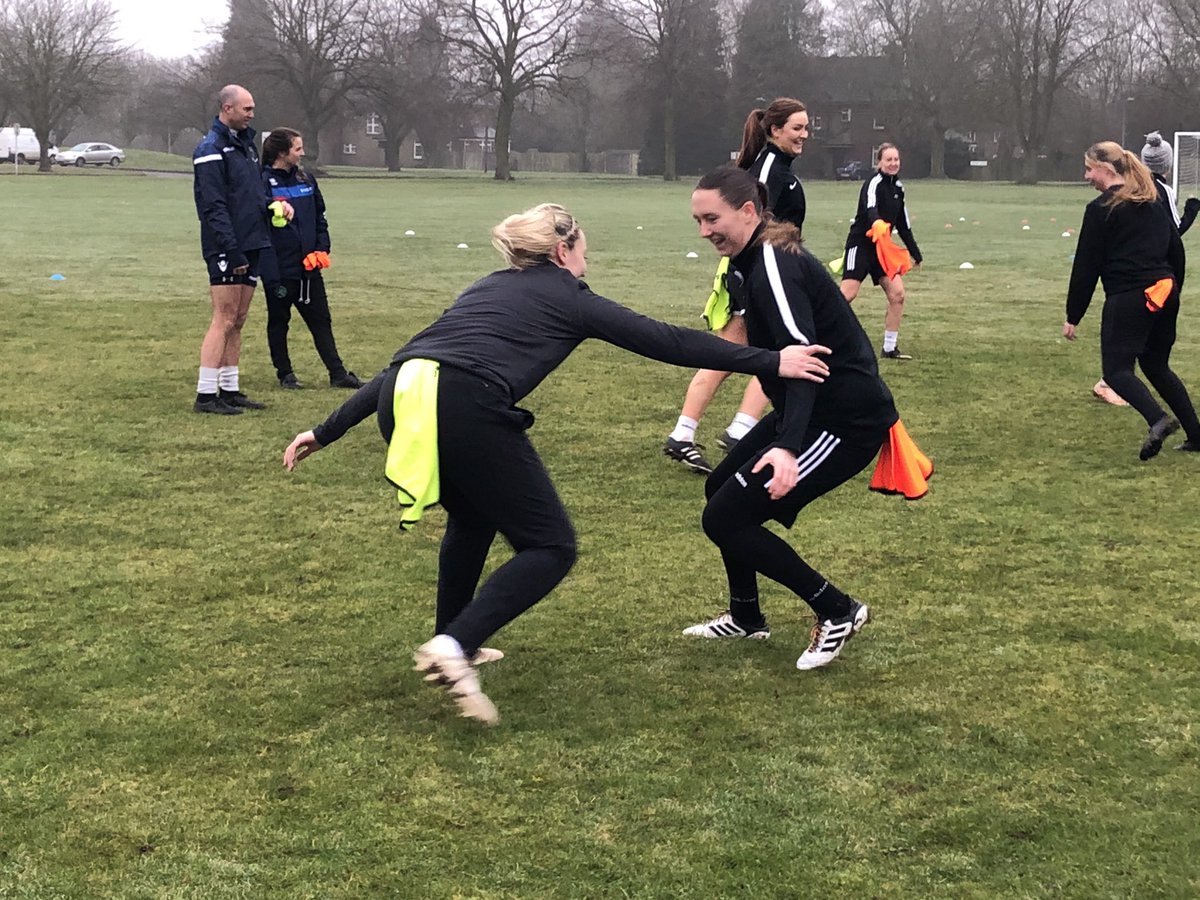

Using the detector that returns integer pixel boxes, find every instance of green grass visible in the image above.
[1,171,1198,898]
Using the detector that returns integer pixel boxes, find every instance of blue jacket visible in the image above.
[192,118,272,264]
[261,164,331,282]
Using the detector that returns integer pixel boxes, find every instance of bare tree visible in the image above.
[0,0,124,171]
[1147,0,1200,110]
[983,0,1113,183]
[248,0,369,164]
[603,0,715,181]
[837,0,987,177]
[359,1,455,171]
[443,0,587,180]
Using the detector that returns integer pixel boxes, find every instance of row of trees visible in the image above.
[3,0,1200,180]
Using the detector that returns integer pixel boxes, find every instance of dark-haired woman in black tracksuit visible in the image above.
[282,202,831,724]
[1064,141,1200,458]
[840,143,923,359]
[685,166,905,672]
[260,128,362,390]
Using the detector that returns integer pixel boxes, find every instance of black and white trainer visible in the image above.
[413,635,499,725]
[663,437,714,474]
[795,600,870,670]
[683,610,771,640]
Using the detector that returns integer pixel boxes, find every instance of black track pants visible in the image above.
[265,273,349,381]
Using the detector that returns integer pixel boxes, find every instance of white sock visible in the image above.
[197,366,219,395]
[726,412,759,440]
[883,331,899,352]
[428,633,465,658]
[218,366,239,393]
[670,416,699,443]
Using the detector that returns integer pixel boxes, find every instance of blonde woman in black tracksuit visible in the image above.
[1063,141,1200,458]
[283,203,832,724]
[840,143,923,359]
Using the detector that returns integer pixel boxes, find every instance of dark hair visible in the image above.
[735,97,807,169]
[695,166,803,253]
[263,127,302,167]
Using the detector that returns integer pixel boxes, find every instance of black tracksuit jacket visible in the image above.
[313,263,786,445]
[747,146,806,231]
[192,118,272,265]
[844,170,922,263]
[728,227,898,450]
[261,165,331,283]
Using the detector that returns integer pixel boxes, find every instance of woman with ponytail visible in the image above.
[280,203,831,724]
[1063,141,1200,458]
[663,98,810,473]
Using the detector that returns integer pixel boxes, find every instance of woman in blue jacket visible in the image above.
[261,128,362,390]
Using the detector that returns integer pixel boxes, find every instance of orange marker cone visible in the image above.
[869,420,933,499]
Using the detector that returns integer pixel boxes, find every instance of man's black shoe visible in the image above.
[279,373,303,390]
[1177,439,1200,452]
[194,394,243,415]
[331,371,364,389]
[219,390,267,410]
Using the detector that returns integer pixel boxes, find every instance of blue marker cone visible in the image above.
[49,273,65,280]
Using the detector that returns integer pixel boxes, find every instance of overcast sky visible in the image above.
[111,0,228,59]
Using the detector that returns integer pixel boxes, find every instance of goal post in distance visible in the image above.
[1173,132,1200,200]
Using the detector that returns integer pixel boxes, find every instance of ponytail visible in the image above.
[1085,141,1158,207]
[734,97,807,169]
[760,213,804,254]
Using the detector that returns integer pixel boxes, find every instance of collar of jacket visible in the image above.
[763,144,796,166]
[731,221,768,274]
[211,117,257,149]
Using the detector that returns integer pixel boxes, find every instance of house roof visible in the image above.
[801,56,902,105]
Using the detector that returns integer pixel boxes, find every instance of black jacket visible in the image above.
[845,170,922,263]
[261,165,331,282]
[192,118,272,265]
[1151,172,1199,236]
[313,263,784,446]
[747,146,806,231]
[1066,187,1185,325]
[728,227,898,450]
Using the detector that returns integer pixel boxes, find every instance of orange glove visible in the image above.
[866,220,891,242]
[303,251,331,271]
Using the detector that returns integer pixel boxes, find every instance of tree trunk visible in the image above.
[662,88,677,182]
[384,135,402,172]
[35,125,53,173]
[929,123,946,178]
[494,93,515,181]
[1016,146,1038,185]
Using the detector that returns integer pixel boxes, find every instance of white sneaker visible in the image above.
[795,601,869,670]
[683,610,770,639]
[413,635,499,725]
[470,647,505,665]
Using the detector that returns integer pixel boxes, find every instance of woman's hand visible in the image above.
[1062,321,1076,342]
[777,344,831,382]
[284,430,323,471]
[753,447,799,500]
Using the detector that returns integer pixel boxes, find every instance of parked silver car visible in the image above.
[56,142,125,168]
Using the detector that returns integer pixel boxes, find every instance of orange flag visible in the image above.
[867,221,912,279]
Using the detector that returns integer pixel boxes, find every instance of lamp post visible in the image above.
[1121,96,1135,149]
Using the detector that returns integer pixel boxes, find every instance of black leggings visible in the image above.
[702,414,880,617]
[1100,288,1200,441]
[378,365,576,655]
[265,273,349,381]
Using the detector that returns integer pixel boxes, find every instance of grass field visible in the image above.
[1,168,1198,899]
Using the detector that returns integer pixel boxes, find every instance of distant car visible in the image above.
[835,160,868,181]
[56,142,125,168]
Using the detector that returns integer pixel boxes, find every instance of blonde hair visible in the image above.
[491,203,581,269]
[1085,141,1158,207]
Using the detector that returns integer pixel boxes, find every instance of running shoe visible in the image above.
[193,395,242,415]
[683,610,770,639]
[663,437,713,474]
[279,373,304,390]
[880,348,912,360]
[716,430,740,454]
[469,647,505,665]
[330,371,364,389]
[1140,416,1180,461]
[1092,379,1128,406]
[219,390,267,410]
[795,600,870,670]
[413,636,499,725]
[1177,440,1200,452]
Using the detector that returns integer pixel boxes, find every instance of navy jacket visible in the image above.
[261,165,331,282]
[192,118,272,265]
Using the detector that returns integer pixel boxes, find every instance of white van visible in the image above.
[0,127,56,163]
